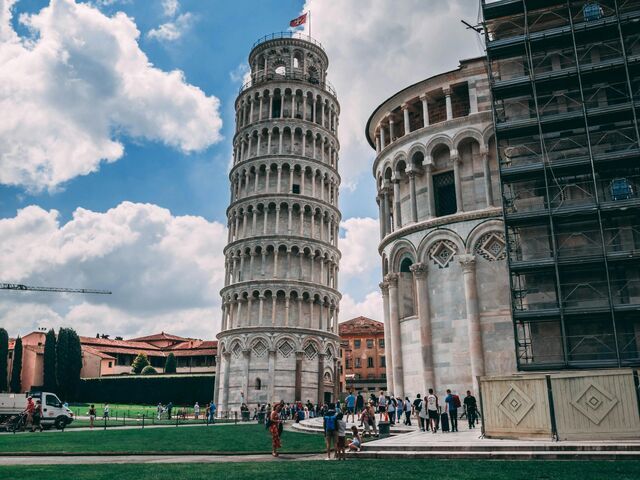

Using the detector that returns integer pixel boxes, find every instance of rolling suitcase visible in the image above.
[440,412,450,432]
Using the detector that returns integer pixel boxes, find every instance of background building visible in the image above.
[216,32,342,411]
[482,0,640,369]
[367,57,516,397]
[7,331,217,392]
[338,317,387,394]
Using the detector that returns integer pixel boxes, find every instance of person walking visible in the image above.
[464,390,478,429]
[426,389,439,434]
[194,402,200,420]
[413,394,423,429]
[404,396,412,426]
[396,395,404,425]
[25,396,35,429]
[445,389,460,432]
[355,391,364,416]
[418,396,428,432]
[361,401,378,437]
[323,402,338,459]
[31,400,43,432]
[269,403,282,457]
[166,402,173,420]
[387,395,396,425]
[336,411,347,460]
[88,404,96,429]
[377,391,387,422]
[103,403,110,421]
[156,402,163,420]
[345,391,356,423]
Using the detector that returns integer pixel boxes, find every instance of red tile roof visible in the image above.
[82,345,116,360]
[339,316,384,335]
[80,336,159,350]
[128,332,192,342]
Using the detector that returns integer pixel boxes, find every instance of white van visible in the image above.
[0,392,74,429]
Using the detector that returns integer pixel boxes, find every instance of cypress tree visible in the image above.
[55,328,70,399]
[131,353,150,374]
[43,329,57,392]
[67,329,83,399]
[0,328,8,392]
[164,353,176,374]
[10,336,22,393]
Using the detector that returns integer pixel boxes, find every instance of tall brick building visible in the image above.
[338,317,387,394]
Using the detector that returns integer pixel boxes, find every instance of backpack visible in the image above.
[324,414,336,431]
[453,395,461,409]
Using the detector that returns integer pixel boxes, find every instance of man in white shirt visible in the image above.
[377,391,387,421]
[426,388,439,433]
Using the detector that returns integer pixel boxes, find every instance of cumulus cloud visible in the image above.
[0,0,221,192]
[300,0,483,189]
[339,291,383,323]
[147,0,193,42]
[0,202,227,338]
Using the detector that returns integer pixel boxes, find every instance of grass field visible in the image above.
[1,460,639,480]
[0,424,324,454]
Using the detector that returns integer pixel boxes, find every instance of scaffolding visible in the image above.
[482,0,640,369]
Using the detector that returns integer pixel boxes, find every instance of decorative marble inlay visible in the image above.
[231,342,242,359]
[571,383,618,425]
[498,383,534,425]
[429,240,458,268]
[475,232,507,261]
[251,340,267,357]
[304,342,318,360]
[325,348,332,361]
[278,341,294,358]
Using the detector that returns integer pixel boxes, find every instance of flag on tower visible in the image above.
[290,12,308,28]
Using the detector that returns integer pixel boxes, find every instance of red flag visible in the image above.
[290,13,307,28]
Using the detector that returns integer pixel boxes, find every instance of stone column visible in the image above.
[380,124,386,149]
[452,153,464,213]
[317,353,325,405]
[379,281,394,393]
[407,168,418,223]
[332,357,339,401]
[265,165,271,192]
[392,176,402,229]
[444,87,453,121]
[402,103,410,135]
[481,148,494,207]
[389,117,395,142]
[241,349,250,404]
[258,295,265,325]
[267,132,272,157]
[425,162,435,218]
[221,352,231,412]
[375,135,381,154]
[385,273,404,395]
[468,80,478,114]
[294,351,303,402]
[377,196,385,239]
[382,185,391,236]
[459,254,485,393]
[268,349,276,404]
[410,263,436,393]
[420,94,429,127]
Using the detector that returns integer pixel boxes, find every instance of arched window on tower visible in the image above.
[399,257,416,318]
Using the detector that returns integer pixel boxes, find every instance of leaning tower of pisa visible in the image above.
[215,32,342,412]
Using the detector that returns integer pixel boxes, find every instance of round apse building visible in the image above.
[215,32,342,413]
[367,57,516,398]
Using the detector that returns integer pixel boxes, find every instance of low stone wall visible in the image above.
[480,369,640,441]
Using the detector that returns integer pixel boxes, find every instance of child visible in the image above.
[348,425,361,452]
[336,411,347,460]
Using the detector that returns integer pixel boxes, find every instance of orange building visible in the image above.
[338,317,387,394]
[7,331,217,393]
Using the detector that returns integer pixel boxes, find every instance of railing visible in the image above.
[251,31,325,51]
[239,71,337,97]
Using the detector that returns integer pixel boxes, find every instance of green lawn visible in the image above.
[0,424,323,454]
[1,460,639,480]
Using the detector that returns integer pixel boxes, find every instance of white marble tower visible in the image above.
[215,32,341,412]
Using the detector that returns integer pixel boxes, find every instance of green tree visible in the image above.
[141,365,157,375]
[0,328,8,392]
[164,353,176,374]
[131,353,150,374]
[10,336,22,393]
[43,329,57,392]
[56,328,83,400]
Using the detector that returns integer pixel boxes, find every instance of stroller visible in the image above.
[2,411,28,433]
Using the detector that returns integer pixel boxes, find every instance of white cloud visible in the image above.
[0,202,227,338]
[300,0,483,189]
[339,217,380,276]
[0,0,221,192]
[161,0,179,18]
[339,291,383,323]
[147,12,193,42]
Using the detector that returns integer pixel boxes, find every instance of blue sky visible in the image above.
[0,0,480,338]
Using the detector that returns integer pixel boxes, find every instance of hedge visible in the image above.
[76,374,215,405]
